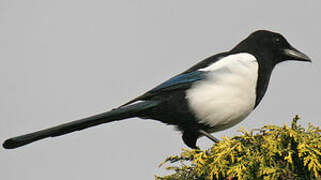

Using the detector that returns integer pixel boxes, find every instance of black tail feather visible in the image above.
[3,101,158,149]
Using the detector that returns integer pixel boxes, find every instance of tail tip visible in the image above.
[3,139,18,149]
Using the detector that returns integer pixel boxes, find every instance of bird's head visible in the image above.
[232,30,311,65]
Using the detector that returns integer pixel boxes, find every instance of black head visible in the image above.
[231,30,311,65]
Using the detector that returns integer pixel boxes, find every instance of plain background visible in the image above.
[1,0,320,179]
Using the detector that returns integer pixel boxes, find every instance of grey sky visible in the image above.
[0,0,320,179]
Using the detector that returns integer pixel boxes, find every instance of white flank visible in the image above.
[186,53,258,132]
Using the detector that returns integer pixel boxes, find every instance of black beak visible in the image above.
[282,46,311,62]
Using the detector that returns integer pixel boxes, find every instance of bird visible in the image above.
[3,30,311,149]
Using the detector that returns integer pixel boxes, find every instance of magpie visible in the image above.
[3,30,311,149]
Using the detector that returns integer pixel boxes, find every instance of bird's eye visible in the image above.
[273,37,281,45]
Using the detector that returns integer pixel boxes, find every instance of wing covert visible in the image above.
[121,71,208,106]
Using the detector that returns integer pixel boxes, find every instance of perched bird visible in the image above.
[3,30,311,149]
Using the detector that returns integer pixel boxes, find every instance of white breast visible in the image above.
[186,53,258,132]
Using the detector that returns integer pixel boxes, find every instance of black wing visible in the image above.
[121,52,228,106]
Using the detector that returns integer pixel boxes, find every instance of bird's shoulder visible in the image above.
[182,52,230,73]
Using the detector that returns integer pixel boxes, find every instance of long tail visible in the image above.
[3,101,158,149]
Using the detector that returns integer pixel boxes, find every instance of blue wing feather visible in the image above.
[121,71,207,106]
[150,71,207,92]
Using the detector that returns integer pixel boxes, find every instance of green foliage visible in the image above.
[156,116,321,180]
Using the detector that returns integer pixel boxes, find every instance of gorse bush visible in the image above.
[156,116,321,180]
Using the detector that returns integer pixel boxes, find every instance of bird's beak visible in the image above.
[282,46,311,62]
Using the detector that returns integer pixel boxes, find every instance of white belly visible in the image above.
[186,53,258,132]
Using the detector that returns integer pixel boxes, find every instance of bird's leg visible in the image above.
[199,130,220,143]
